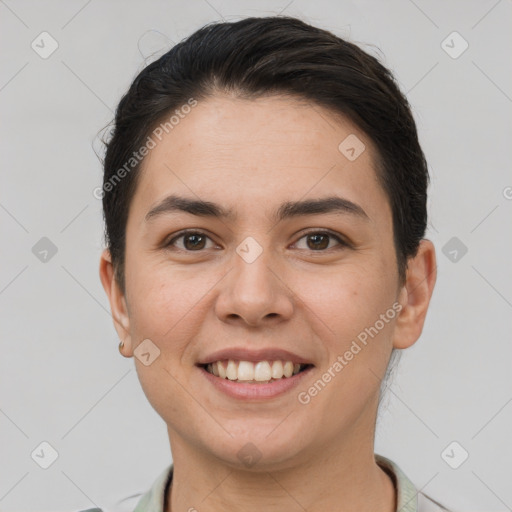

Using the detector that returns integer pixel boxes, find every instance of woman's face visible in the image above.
[101,94,431,470]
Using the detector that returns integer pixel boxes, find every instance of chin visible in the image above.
[197,423,312,472]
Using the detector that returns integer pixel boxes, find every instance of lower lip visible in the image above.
[198,366,314,400]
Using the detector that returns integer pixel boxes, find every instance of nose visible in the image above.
[214,245,294,327]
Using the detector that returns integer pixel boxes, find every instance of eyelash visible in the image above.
[164,229,350,252]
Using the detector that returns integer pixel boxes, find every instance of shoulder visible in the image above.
[375,454,454,512]
[75,463,173,512]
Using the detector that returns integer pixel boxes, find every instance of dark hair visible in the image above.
[100,15,429,296]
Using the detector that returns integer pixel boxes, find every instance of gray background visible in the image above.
[1,0,511,510]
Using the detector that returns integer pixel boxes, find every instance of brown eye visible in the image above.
[306,233,329,250]
[166,231,214,251]
[164,230,348,253]
[183,233,206,250]
[294,231,347,251]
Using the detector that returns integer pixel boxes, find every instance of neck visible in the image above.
[165,424,396,512]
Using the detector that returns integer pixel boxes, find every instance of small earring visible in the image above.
[118,340,124,354]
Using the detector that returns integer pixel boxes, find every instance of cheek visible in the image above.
[295,263,396,342]
[289,267,397,439]
[295,261,397,396]
[126,258,221,350]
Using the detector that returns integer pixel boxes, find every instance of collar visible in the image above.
[375,453,419,511]
[133,453,419,512]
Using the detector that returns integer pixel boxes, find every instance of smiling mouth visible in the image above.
[199,359,313,384]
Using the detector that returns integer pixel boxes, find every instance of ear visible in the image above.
[392,239,437,349]
[99,248,133,356]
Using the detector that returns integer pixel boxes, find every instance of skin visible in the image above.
[100,94,436,512]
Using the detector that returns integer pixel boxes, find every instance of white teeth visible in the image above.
[254,361,272,381]
[226,359,238,380]
[237,360,255,381]
[217,361,226,379]
[271,360,284,379]
[206,359,306,381]
[283,361,294,378]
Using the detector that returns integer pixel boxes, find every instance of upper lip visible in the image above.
[197,347,313,366]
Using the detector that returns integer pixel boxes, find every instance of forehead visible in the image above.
[129,94,390,227]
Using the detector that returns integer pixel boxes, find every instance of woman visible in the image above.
[93,15,449,512]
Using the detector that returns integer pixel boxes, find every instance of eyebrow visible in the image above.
[144,194,369,223]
